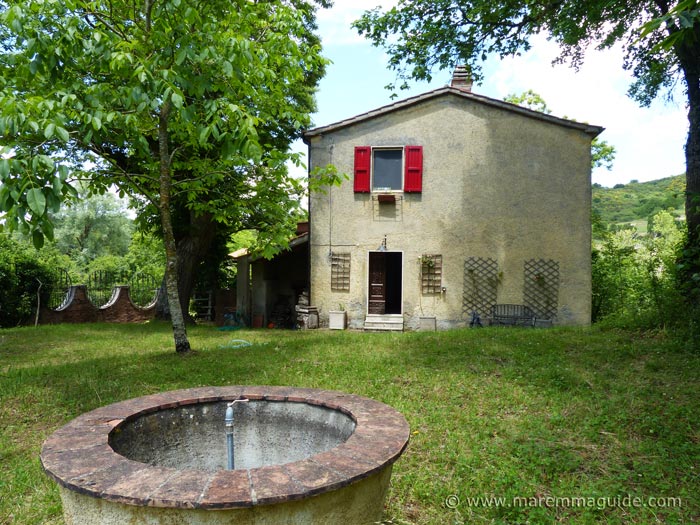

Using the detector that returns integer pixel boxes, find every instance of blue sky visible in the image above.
[292,1,688,188]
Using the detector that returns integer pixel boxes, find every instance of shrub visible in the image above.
[592,212,665,323]
[592,210,698,343]
[0,236,55,327]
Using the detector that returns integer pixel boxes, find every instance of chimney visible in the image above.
[450,65,473,92]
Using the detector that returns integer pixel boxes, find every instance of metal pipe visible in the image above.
[225,398,248,470]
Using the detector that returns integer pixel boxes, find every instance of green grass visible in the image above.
[1,323,699,524]
[624,219,648,234]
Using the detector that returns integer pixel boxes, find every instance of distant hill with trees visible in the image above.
[592,175,685,235]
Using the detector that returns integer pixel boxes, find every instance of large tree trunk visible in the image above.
[176,212,218,318]
[679,40,700,297]
[158,101,191,354]
[686,93,700,282]
[154,212,218,323]
[684,76,700,262]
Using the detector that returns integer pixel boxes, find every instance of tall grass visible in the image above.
[1,323,698,524]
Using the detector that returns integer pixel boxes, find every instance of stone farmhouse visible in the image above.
[236,69,603,331]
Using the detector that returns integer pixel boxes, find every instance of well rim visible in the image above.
[40,386,410,510]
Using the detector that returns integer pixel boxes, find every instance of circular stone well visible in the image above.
[41,386,410,525]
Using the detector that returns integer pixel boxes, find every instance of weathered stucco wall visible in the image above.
[307,92,594,328]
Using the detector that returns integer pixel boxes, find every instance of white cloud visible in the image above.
[316,1,398,47]
[478,35,687,185]
[298,5,688,187]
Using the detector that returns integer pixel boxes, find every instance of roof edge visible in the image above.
[303,87,604,140]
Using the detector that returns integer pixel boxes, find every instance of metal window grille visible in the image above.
[420,254,442,294]
[331,252,351,291]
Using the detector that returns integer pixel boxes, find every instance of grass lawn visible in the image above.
[1,323,698,524]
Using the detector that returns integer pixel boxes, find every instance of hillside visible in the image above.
[592,175,685,233]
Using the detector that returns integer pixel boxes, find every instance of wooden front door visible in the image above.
[368,252,386,314]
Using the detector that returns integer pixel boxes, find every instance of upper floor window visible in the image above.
[373,149,403,191]
[354,145,423,193]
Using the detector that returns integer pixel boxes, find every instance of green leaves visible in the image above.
[31,229,45,249]
[43,122,55,140]
[639,0,700,51]
[0,159,9,179]
[504,90,551,114]
[170,92,184,109]
[56,126,70,142]
[25,188,46,216]
[0,0,330,319]
[40,122,71,144]
[591,137,616,171]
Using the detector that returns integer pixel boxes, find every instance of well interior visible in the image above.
[110,400,356,471]
[41,386,411,515]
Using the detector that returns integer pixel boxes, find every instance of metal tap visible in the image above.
[225,398,248,470]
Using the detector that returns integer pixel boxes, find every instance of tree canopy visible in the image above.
[51,192,133,265]
[0,0,331,351]
[355,0,700,297]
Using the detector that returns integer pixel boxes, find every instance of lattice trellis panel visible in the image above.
[421,254,443,294]
[462,257,499,316]
[523,259,559,320]
[331,252,351,291]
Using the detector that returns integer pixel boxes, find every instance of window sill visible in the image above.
[377,194,397,203]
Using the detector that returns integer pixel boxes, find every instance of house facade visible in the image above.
[303,74,603,330]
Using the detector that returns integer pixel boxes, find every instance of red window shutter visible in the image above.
[353,146,371,193]
[404,145,423,192]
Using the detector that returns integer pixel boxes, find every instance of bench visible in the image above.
[490,304,536,327]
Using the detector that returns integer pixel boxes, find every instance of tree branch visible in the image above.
[144,0,154,32]
[82,11,130,40]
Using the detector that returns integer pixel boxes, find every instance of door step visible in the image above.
[363,315,404,332]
